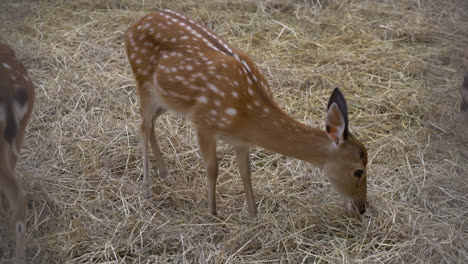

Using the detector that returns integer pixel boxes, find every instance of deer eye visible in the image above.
[354,169,364,178]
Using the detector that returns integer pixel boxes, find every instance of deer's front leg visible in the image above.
[0,169,26,264]
[234,145,257,217]
[197,130,218,215]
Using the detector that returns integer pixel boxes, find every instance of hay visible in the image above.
[1,0,467,263]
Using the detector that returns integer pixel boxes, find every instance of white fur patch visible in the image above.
[0,103,5,123]
[14,100,28,122]
[2,63,11,70]
[225,108,237,116]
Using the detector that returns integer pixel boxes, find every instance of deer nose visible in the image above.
[359,207,366,215]
[358,201,368,215]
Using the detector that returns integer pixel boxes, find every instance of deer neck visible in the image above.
[236,107,333,168]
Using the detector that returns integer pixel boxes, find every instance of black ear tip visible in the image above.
[331,87,343,97]
[327,87,346,111]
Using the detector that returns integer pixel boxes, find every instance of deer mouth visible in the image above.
[346,200,359,214]
[346,200,367,217]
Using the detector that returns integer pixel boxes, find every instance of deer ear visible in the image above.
[325,88,349,146]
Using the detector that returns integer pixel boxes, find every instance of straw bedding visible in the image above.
[0,0,467,263]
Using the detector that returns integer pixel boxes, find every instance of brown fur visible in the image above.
[125,10,368,216]
[0,42,35,264]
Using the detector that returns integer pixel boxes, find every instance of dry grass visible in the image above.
[1,0,467,263]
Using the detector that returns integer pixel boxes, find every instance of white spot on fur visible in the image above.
[225,108,237,116]
[207,83,220,94]
[241,60,251,73]
[2,63,11,70]
[189,85,201,90]
[197,96,208,103]
[199,74,207,81]
[13,101,28,121]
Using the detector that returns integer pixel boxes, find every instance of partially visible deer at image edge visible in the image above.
[0,43,35,264]
[460,47,468,111]
[125,10,368,217]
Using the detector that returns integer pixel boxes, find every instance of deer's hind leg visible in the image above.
[197,129,219,215]
[149,109,169,179]
[139,81,169,198]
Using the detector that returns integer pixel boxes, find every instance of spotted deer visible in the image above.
[125,10,368,217]
[0,43,35,264]
[460,47,468,111]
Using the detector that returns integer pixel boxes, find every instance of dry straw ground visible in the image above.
[1,0,467,263]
